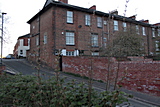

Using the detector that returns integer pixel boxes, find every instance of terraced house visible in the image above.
[26,0,160,68]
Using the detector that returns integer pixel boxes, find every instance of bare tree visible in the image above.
[106,27,145,57]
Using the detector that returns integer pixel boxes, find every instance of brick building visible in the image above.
[26,0,160,68]
[13,34,30,58]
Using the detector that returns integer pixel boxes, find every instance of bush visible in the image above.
[0,74,129,107]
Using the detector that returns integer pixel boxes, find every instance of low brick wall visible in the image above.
[62,56,160,96]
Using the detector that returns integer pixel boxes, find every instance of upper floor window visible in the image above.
[44,35,47,44]
[67,11,73,23]
[97,17,102,28]
[123,22,127,32]
[19,39,23,46]
[158,29,160,36]
[32,25,35,29]
[114,20,118,31]
[66,32,75,45]
[155,41,160,51]
[28,39,30,46]
[142,27,146,36]
[36,36,39,46]
[85,15,91,26]
[136,25,139,34]
[91,34,98,47]
[152,28,155,37]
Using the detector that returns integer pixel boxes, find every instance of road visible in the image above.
[3,59,159,107]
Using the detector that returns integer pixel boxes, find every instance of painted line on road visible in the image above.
[5,70,17,75]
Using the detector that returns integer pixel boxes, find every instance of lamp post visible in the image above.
[1,12,7,64]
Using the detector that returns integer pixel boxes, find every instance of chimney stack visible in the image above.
[59,0,68,3]
[110,9,118,15]
[89,5,96,10]
[139,19,149,24]
[142,20,149,24]
[128,15,136,20]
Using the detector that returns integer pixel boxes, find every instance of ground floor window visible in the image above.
[66,51,74,56]
[92,52,99,56]
[155,41,160,51]
[20,50,23,54]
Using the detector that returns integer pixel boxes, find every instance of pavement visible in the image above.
[3,59,160,107]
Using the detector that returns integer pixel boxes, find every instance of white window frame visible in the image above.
[66,32,75,45]
[36,36,39,46]
[92,52,99,56]
[142,27,146,36]
[44,35,47,44]
[66,51,74,56]
[97,17,102,28]
[67,11,73,23]
[123,22,127,32]
[85,14,91,26]
[155,41,160,51]
[136,25,139,34]
[152,28,155,37]
[20,50,23,55]
[158,29,160,36]
[114,20,118,31]
[28,39,30,46]
[91,34,98,47]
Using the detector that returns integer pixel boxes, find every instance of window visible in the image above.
[32,25,35,29]
[91,34,98,47]
[36,36,39,46]
[123,22,127,31]
[44,35,47,44]
[66,51,74,56]
[152,28,155,37]
[28,39,30,46]
[155,41,160,51]
[66,32,75,45]
[85,15,91,26]
[20,50,23,54]
[136,25,139,34]
[158,29,160,36]
[97,17,102,28]
[92,52,99,56]
[142,27,146,36]
[67,11,73,23]
[103,20,107,25]
[114,20,118,31]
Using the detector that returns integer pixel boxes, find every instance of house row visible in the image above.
[13,34,30,58]
[14,0,160,67]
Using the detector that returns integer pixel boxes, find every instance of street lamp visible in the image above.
[1,12,7,64]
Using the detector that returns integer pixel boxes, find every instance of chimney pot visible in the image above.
[140,20,149,24]
[59,0,68,3]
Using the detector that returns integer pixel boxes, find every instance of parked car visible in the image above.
[4,54,15,59]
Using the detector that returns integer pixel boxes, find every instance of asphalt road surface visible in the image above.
[3,59,159,107]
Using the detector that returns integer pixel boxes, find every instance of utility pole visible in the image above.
[1,12,7,64]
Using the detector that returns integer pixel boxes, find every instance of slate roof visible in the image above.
[18,33,30,39]
[27,0,153,27]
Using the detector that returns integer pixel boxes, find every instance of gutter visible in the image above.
[27,1,152,27]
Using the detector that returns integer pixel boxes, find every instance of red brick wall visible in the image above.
[62,56,160,96]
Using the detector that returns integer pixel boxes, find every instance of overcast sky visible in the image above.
[0,0,160,56]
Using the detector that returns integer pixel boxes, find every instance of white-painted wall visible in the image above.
[17,39,30,58]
